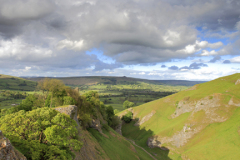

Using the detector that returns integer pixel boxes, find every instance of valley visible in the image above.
[0,73,240,160]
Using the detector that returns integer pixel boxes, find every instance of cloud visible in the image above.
[200,50,217,56]
[0,0,239,79]
[161,65,167,68]
[230,56,240,63]
[179,62,208,70]
[223,60,231,64]
[168,66,179,70]
[209,56,221,63]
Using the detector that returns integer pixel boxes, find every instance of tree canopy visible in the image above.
[123,100,134,109]
[0,107,82,159]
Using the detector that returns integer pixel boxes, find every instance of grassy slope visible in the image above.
[121,73,240,160]
[87,128,154,160]
[0,74,37,91]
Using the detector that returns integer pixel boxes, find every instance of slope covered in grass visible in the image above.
[121,73,240,160]
[0,74,37,91]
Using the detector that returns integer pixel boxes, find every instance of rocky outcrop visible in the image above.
[115,120,122,135]
[55,105,80,126]
[0,130,27,160]
[147,136,161,148]
[90,119,102,133]
[235,79,240,85]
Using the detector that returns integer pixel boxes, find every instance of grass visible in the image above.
[88,127,155,160]
[0,74,37,91]
[121,73,240,159]
[0,99,22,109]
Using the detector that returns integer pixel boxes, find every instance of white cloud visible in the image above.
[200,50,217,56]
[230,56,240,63]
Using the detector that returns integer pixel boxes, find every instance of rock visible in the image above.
[0,130,27,160]
[147,136,161,148]
[115,120,122,135]
[235,79,240,85]
[54,105,80,126]
[90,119,102,133]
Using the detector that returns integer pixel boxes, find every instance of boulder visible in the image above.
[147,136,161,148]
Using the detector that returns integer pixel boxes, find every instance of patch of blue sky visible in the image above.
[86,48,115,64]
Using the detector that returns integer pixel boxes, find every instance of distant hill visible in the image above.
[0,74,37,91]
[120,73,240,159]
[24,76,206,86]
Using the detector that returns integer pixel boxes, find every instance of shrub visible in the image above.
[121,111,133,123]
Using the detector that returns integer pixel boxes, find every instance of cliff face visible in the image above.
[0,130,27,160]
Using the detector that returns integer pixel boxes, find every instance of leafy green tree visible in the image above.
[0,108,82,159]
[37,79,67,107]
[123,100,134,109]
[121,111,133,123]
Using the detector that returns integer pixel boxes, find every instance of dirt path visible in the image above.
[127,139,157,160]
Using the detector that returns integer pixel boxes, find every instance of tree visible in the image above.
[123,100,134,109]
[0,108,82,159]
[121,111,133,123]
[37,79,67,107]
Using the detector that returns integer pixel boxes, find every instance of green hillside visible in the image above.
[0,74,37,91]
[25,76,204,87]
[120,73,240,160]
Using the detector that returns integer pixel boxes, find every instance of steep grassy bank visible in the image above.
[120,73,240,160]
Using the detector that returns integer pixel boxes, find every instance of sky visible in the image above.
[0,0,240,81]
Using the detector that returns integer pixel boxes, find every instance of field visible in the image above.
[1,75,204,112]
[27,76,205,111]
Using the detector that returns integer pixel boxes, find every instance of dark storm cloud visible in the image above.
[0,0,55,39]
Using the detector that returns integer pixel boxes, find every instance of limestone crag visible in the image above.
[147,136,161,148]
[90,119,103,133]
[0,130,27,160]
[55,105,80,126]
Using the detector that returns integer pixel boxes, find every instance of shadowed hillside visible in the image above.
[120,73,240,160]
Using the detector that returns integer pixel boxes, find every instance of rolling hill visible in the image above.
[0,74,37,91]
[119,73,240,159]
[24,76,205,86]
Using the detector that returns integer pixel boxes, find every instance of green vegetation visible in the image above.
[0,108,82,159]
[123,100,134,109]
[0,74,37,91]
[0,78,123,159]
[120,73,240,160]
[121,111,133,123]
[27,76,204,112]
[88,127,154,160]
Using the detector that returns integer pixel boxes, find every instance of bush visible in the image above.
[121,111,133,123]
